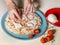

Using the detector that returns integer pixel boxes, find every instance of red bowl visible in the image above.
[45,8,60,27]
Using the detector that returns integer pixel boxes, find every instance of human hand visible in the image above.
[24,0,36,15]
[8,3,28,26]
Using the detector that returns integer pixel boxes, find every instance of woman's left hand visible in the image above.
[23,0,36,15]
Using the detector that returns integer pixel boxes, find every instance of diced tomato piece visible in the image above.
[48,30,55,35]
[40,38,47,43]
[46,35,53,41]
[34,29,40,34]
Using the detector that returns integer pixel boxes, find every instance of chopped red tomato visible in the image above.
[34,29,40,34]
[48,30,55,35]
[40,38,47,43]
[46,35,53,41]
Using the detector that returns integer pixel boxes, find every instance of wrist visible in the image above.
[4,0,16,10]
[8,3,16,11]
[25,0,31,2]
[4,0,13,5]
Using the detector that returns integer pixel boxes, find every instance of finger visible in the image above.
[9,14,15,21]
[18,9,22,14]
[32,5,36,13]
[8,15,11,20]
[24,1,28,14]
[33,8,36,13]
[24,7,28,15]
[25,4,31,15]
[24,5,27,14]
[18,9,22,18]
[29,5,33,14]
[9,13,13,20]
[14,10,21,20]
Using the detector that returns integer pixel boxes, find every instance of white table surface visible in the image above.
[0,0,60,45]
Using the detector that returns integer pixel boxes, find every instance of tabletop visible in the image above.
[0,0,60,45]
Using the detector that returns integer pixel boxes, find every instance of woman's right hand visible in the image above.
[8,6,27,26]
[8,7,22,21]
[8,1,22,21]
[7,2,27,27]
[4,0,22,21]
[24,0,36,15]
